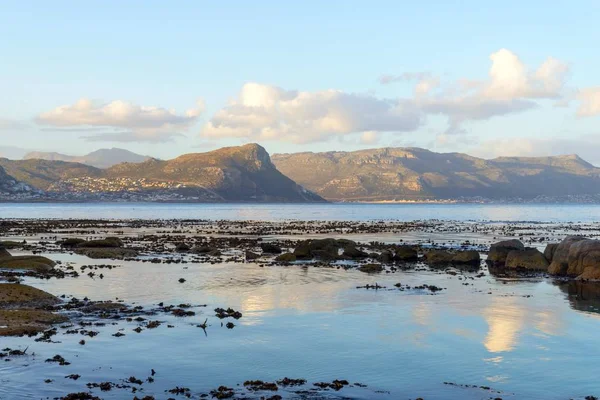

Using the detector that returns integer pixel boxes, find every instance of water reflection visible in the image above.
[483,297,525,353]
[558,281,600,316]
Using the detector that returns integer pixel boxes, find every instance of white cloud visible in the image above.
[577,87,600,117]
[416,49,570,133]
[36,98,204,142]
[201,83,422,143]
[202,49,572,143]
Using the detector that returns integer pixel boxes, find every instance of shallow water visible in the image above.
[1,252,599,399]
[2,202,600,222]
[1,204,600,399]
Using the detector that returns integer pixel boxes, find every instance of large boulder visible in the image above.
[487,240,525,265]
[566,239,600,279]
[505,248,549,271]
[548,236,587,275]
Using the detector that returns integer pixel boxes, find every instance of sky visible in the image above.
[1,1,600,163]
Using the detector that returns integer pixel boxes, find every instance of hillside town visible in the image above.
[48,176,188,193]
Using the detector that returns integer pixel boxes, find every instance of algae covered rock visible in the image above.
[0,283,67,336]
[0,255,56,272]
[275,253,297,262]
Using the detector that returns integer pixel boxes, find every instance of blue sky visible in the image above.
[1,1,599,162]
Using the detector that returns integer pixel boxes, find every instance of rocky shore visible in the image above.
[1,218,599,399]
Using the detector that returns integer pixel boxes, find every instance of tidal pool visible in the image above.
[1,250,599,399]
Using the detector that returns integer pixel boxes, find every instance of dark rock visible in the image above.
[175,243,190,252]
[424,249,454,265]
[245,251,261,260]
[275,253,296,262]
[377,250,394,263]
[261,243,282,254]
[451,250,481,266]
[342,246,369,259]
[393,245,418,262]
[357,263,383,273]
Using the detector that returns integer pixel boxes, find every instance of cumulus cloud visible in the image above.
[36,98,204,142]
[201,82,422,143]
[201,49,572,143]
[416,49,570,133]
[577,87,600,117]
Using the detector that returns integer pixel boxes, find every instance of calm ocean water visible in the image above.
[1,202,600,222]
[1,203,599,399]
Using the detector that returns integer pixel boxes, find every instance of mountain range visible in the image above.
[2,144,600,202]
[24,148,151,169]
[271,148,600,201]
[0,144,323,202]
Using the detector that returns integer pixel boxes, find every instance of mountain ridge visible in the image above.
[1,144,324,203]
[271,147,600,201]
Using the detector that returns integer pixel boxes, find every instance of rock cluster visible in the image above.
[546,236,600,279]
[488,236,600,279]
